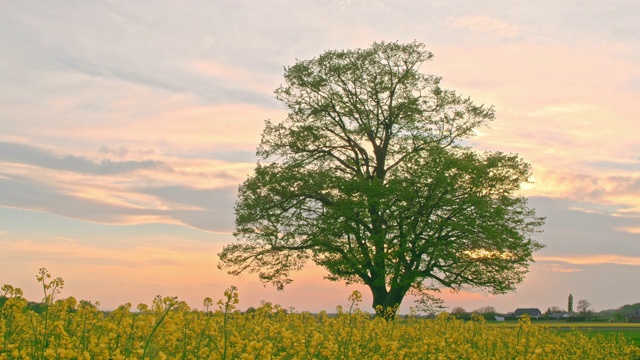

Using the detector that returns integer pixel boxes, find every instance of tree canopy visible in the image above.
[218,41,544,316]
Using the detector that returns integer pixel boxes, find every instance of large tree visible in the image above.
[218,41,544,316]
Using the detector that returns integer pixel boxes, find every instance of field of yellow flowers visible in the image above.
[1,269,639,359]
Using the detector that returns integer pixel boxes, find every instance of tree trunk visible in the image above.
[370,285,407,320]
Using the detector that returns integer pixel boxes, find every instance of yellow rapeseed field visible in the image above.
[1,270,639,359]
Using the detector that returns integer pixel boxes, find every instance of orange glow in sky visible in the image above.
[1,1,639,315]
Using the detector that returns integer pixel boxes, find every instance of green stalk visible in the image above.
[141,303,174,360]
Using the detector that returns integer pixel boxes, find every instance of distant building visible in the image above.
[626,309,640,323]
[513,308,542,319]
[549,312,571,320]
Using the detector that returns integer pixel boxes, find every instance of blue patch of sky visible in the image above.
[529,196,640,257]
[137,185,236,210]
[529,196,634,230]
[0,206,229,245]
[587,160,640,171]
[177,149,258,163]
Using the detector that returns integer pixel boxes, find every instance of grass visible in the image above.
[487,320,640,347]
[588,329,640,347]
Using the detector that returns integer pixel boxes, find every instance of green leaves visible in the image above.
[218,41,544,314]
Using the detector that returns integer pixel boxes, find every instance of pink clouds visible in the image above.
[549,266,584,273]
[1,0,639,315]
[448,16,523,38]
[34,85,283,152]
[617,227,640,234]
[189,60,278,95]
[524,168,640,215]
[537,254,640,267]
[424,40,640,217]
[0,141,241,231]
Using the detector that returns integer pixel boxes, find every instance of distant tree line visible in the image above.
[444,299,640,322]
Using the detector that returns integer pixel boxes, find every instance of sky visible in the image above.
[1,0,639,314]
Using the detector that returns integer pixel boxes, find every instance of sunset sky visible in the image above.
[1,0,639,314]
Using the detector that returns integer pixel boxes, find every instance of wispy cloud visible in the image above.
[0,173,236,232]
[188,60,277,95]
[0,141,163,175]
[537,255,640,267]
[616,227,640,234]
[334,0,388,13]
[0,139,243,232]
[448,16,523,38]
[0,174,174,225]
[549,266,583,273]
[524,169,640,215]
